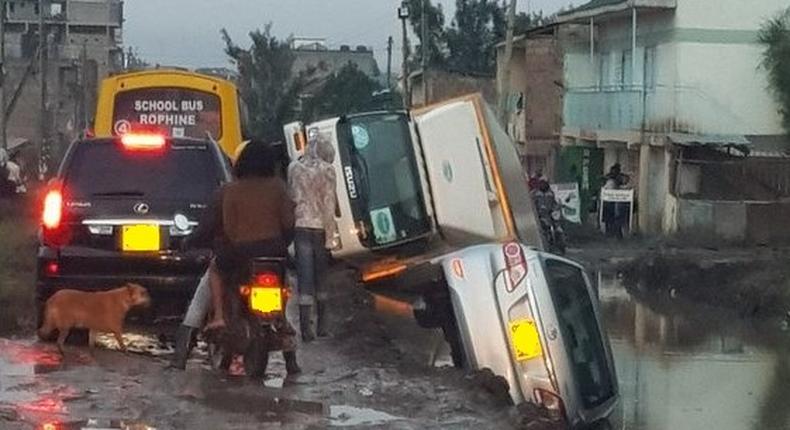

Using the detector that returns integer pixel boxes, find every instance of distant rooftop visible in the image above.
[558,0,676,22]
[563,0,626,14]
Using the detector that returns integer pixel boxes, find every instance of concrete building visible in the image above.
[408,68,495,109]
[557,0,789,241]
[495,24,566,181]
[288,37,381,113]
[2,0,123,174]
[290,38,380,82]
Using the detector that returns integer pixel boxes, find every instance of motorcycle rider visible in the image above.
[171,142,301,374]
[531,179,565,250]
[532,179,559,220]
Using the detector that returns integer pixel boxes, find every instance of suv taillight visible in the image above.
[41,184,68,246]
[42,188,63,230]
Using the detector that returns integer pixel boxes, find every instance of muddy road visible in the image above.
[2,197,790,429]
[0,279,557,430]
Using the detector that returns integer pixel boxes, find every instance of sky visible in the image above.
[125,0,575,70]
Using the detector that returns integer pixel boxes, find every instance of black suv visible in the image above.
[36,135,230,322]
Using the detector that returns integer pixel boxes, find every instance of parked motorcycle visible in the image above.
[207,257,298,378]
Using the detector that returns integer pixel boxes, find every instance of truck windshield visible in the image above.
[336,113,431,248]
[543,258,616,409]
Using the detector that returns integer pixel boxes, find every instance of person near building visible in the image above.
[527,167,546,191]
[602,164,630,238]
[288,133,338,342]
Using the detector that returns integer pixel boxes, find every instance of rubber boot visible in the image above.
[284,350,302,375]
[316,300,330,338]
[299,305,315,343]
[170,325,197,370]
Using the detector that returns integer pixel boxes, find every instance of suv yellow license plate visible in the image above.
[121,225,160,251]
[249,287,283,314]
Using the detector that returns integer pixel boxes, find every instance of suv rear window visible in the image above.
[64,141,222,201]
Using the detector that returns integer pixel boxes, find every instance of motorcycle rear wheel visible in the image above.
[208,343,233,371]
[244,341,270,379]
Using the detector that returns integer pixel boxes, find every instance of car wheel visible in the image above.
[244,341,269,379]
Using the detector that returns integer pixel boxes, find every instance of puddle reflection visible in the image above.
[598,271,790,430]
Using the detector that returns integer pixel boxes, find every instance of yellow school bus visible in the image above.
[94,69,247,158]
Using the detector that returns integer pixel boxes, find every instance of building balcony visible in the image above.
[563,85,759,144]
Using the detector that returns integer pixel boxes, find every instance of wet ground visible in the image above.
[0,265,548,430]
[2,201,789,430]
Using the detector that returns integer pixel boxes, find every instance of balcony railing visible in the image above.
[564,85,757,136]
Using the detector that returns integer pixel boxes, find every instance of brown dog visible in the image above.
[38,283,151,354]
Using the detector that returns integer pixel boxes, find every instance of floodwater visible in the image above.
[373,268,790,430]
[598,272,790,430]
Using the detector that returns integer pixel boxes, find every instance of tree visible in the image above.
[302,64,382,121]
[406,0,448,68]
[759,7,790,136]
[222,25,314,143]
[125,47,149,70]
[513,10,549,34]
[445,0,504,75]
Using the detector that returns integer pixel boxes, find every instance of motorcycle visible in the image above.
[539,208,567,255]
[207,257,298,379]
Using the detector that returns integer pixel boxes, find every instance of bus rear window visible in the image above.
[112,88,222,140]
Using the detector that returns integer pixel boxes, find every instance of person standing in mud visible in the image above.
[288,132,338,342]
[602,164,629,239]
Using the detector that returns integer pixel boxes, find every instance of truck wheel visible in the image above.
[244,341,269,379]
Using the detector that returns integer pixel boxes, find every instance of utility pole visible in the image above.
[386,36,393,89]
[398,2,410,109]
[0,0,7,151]
[38,0,47,178]
[498,0,517,123]
[421,0,428,106]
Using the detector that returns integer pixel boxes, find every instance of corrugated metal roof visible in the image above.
[561,0,626,15]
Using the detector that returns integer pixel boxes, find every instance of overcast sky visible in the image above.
[125,0,574,69]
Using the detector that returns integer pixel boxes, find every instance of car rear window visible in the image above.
[64,141,222,201]
[543,258,616,409]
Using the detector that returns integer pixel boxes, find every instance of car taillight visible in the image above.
[42,188,63,230]
[503,241,527,292]
[534,388,566,421]
[121,133,166,150]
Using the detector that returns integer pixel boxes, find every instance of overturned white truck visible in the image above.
[285,94,618,428]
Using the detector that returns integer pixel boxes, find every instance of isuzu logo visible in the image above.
[344,166,358,199]
[133,202,150,215]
